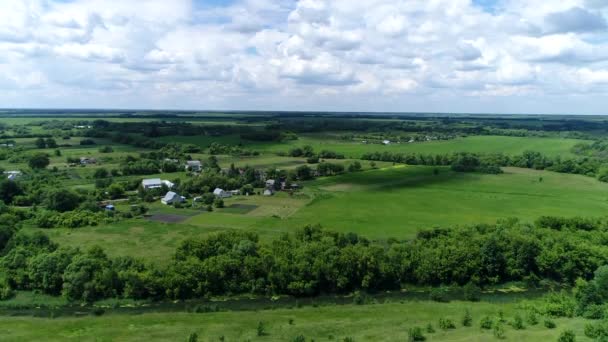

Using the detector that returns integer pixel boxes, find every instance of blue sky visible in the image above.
[0,0,608,114]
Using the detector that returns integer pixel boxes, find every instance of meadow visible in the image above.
[0,299,592,341]
[161,134,588,158]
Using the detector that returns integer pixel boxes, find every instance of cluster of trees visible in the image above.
[34,138,58,149]
[208,143,258,156]
[286,146,345,160]
[3,217,608,302]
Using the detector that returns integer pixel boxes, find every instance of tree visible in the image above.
[0,180,23,204]
[45,188,81,212]
[295,165,313,180]
[214,198,224,208]
[35,138,46,149]
[45,138,58,148]
[107,183,125,199]
[28,153,50,169]
[93,168,109,179]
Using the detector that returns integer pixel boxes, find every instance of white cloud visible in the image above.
[0,0,608,113]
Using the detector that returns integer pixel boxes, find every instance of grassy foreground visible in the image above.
[0,300,591,341]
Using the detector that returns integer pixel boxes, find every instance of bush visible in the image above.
[462,282,481,302]
[462,309,472,327]
[438,318,456,330]
[429,287,449,302]
[511,313,525,330]
[582,304,605,319]
[526,311,539,326]
[292,335,306,342]
[480,316,493,330]
[585,323,601,339]
[493,323,506,339]
[557,330,575,342]
[257,321,267,336]
[425,323,435,334]
[187,332,198,342]
[545,319,557,329]
[407,327,426,341]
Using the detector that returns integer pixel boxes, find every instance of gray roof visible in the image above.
[163,191,178,200]
[142,178,162,186]
[187,160,202,165]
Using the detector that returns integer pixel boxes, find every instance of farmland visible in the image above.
[2,112,608,341]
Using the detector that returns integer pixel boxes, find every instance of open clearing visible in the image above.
[0,299,591,341]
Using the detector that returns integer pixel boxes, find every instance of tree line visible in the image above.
[2,216,608,302]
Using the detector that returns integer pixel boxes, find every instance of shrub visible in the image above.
[257,321,267,336]
[407,327,426,341]
[425,323,435,334]
[462,309,472,327]
[187,333,198,342]
[545,319,557,329]
[582,304,605,319]
[511,313,525,330]
[480,316,493,330]
[462,282,481,302]
[292,335,306,342]
[585,323,600,339]
[526,311,539,326]
[493,323,506,339]
[438,318,456,330]
[557,330,575,342]
[430,287,449,303]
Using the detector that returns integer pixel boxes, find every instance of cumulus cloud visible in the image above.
[0,0,608,113]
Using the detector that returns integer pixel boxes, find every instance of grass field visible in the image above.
[160,134,588,158]
[31,165,608,264]
[269,166,608,239]
[0,299,592,341]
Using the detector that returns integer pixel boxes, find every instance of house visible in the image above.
[142,178,163,190]
[80,157,97,165]
[265,179,276,189]
[164,158,179,164]
[213,188,232,198]
[161,191,185,205]
[105,205,115,211]
[229,190,240,196]
[185,160,202,172]
[263,189,274,196]
[162,180,175,189]
[382,140,391,145]
[0,143,14,148]
[4,171,21,181]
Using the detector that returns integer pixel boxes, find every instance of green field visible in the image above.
[0,299,592,341]
[32,165,608,264]
[161,134,588,158]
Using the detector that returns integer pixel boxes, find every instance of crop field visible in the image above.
[0,299,592,341]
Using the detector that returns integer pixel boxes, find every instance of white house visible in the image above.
[265,179,276,189]
[263,189,274,196]
[213,188,232,198]
[185,160,202,172]
[142,178,163,190]
[162,180,175,189]
[161,191,185,205]
[80,157,97,165]
[382,140,391,145]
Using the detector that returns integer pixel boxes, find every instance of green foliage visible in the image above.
[28,153,50,169]
[557,330,575,342]
[480,316,493,330]
[511,313,525,330]
[186,332,198,342]
[407,326,426,341]
[257,321,267,336]
[44,189,81,212]
[462,282,481,302]
[429,287,449,303]
[493,322,506,339]
[526,311,539,326]
[438,318,455,330]
[545,319,557,329]
[425,323,435,334]
[462,309,472,327]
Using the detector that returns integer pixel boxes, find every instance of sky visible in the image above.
[1,0,608,114]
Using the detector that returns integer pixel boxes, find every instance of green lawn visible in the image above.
[261,165,608,239]
[0,299,592,341]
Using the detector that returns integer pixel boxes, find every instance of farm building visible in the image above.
[382,140,391,145]
[161,191,185,205]
[142,178,162,190]
[266,179,276,189]
[141,179,174,190]
[263,189,274,196]
[213,188,232,198]
[80,157,97,165]
[185,160,202,172]
[4,171,21,181]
